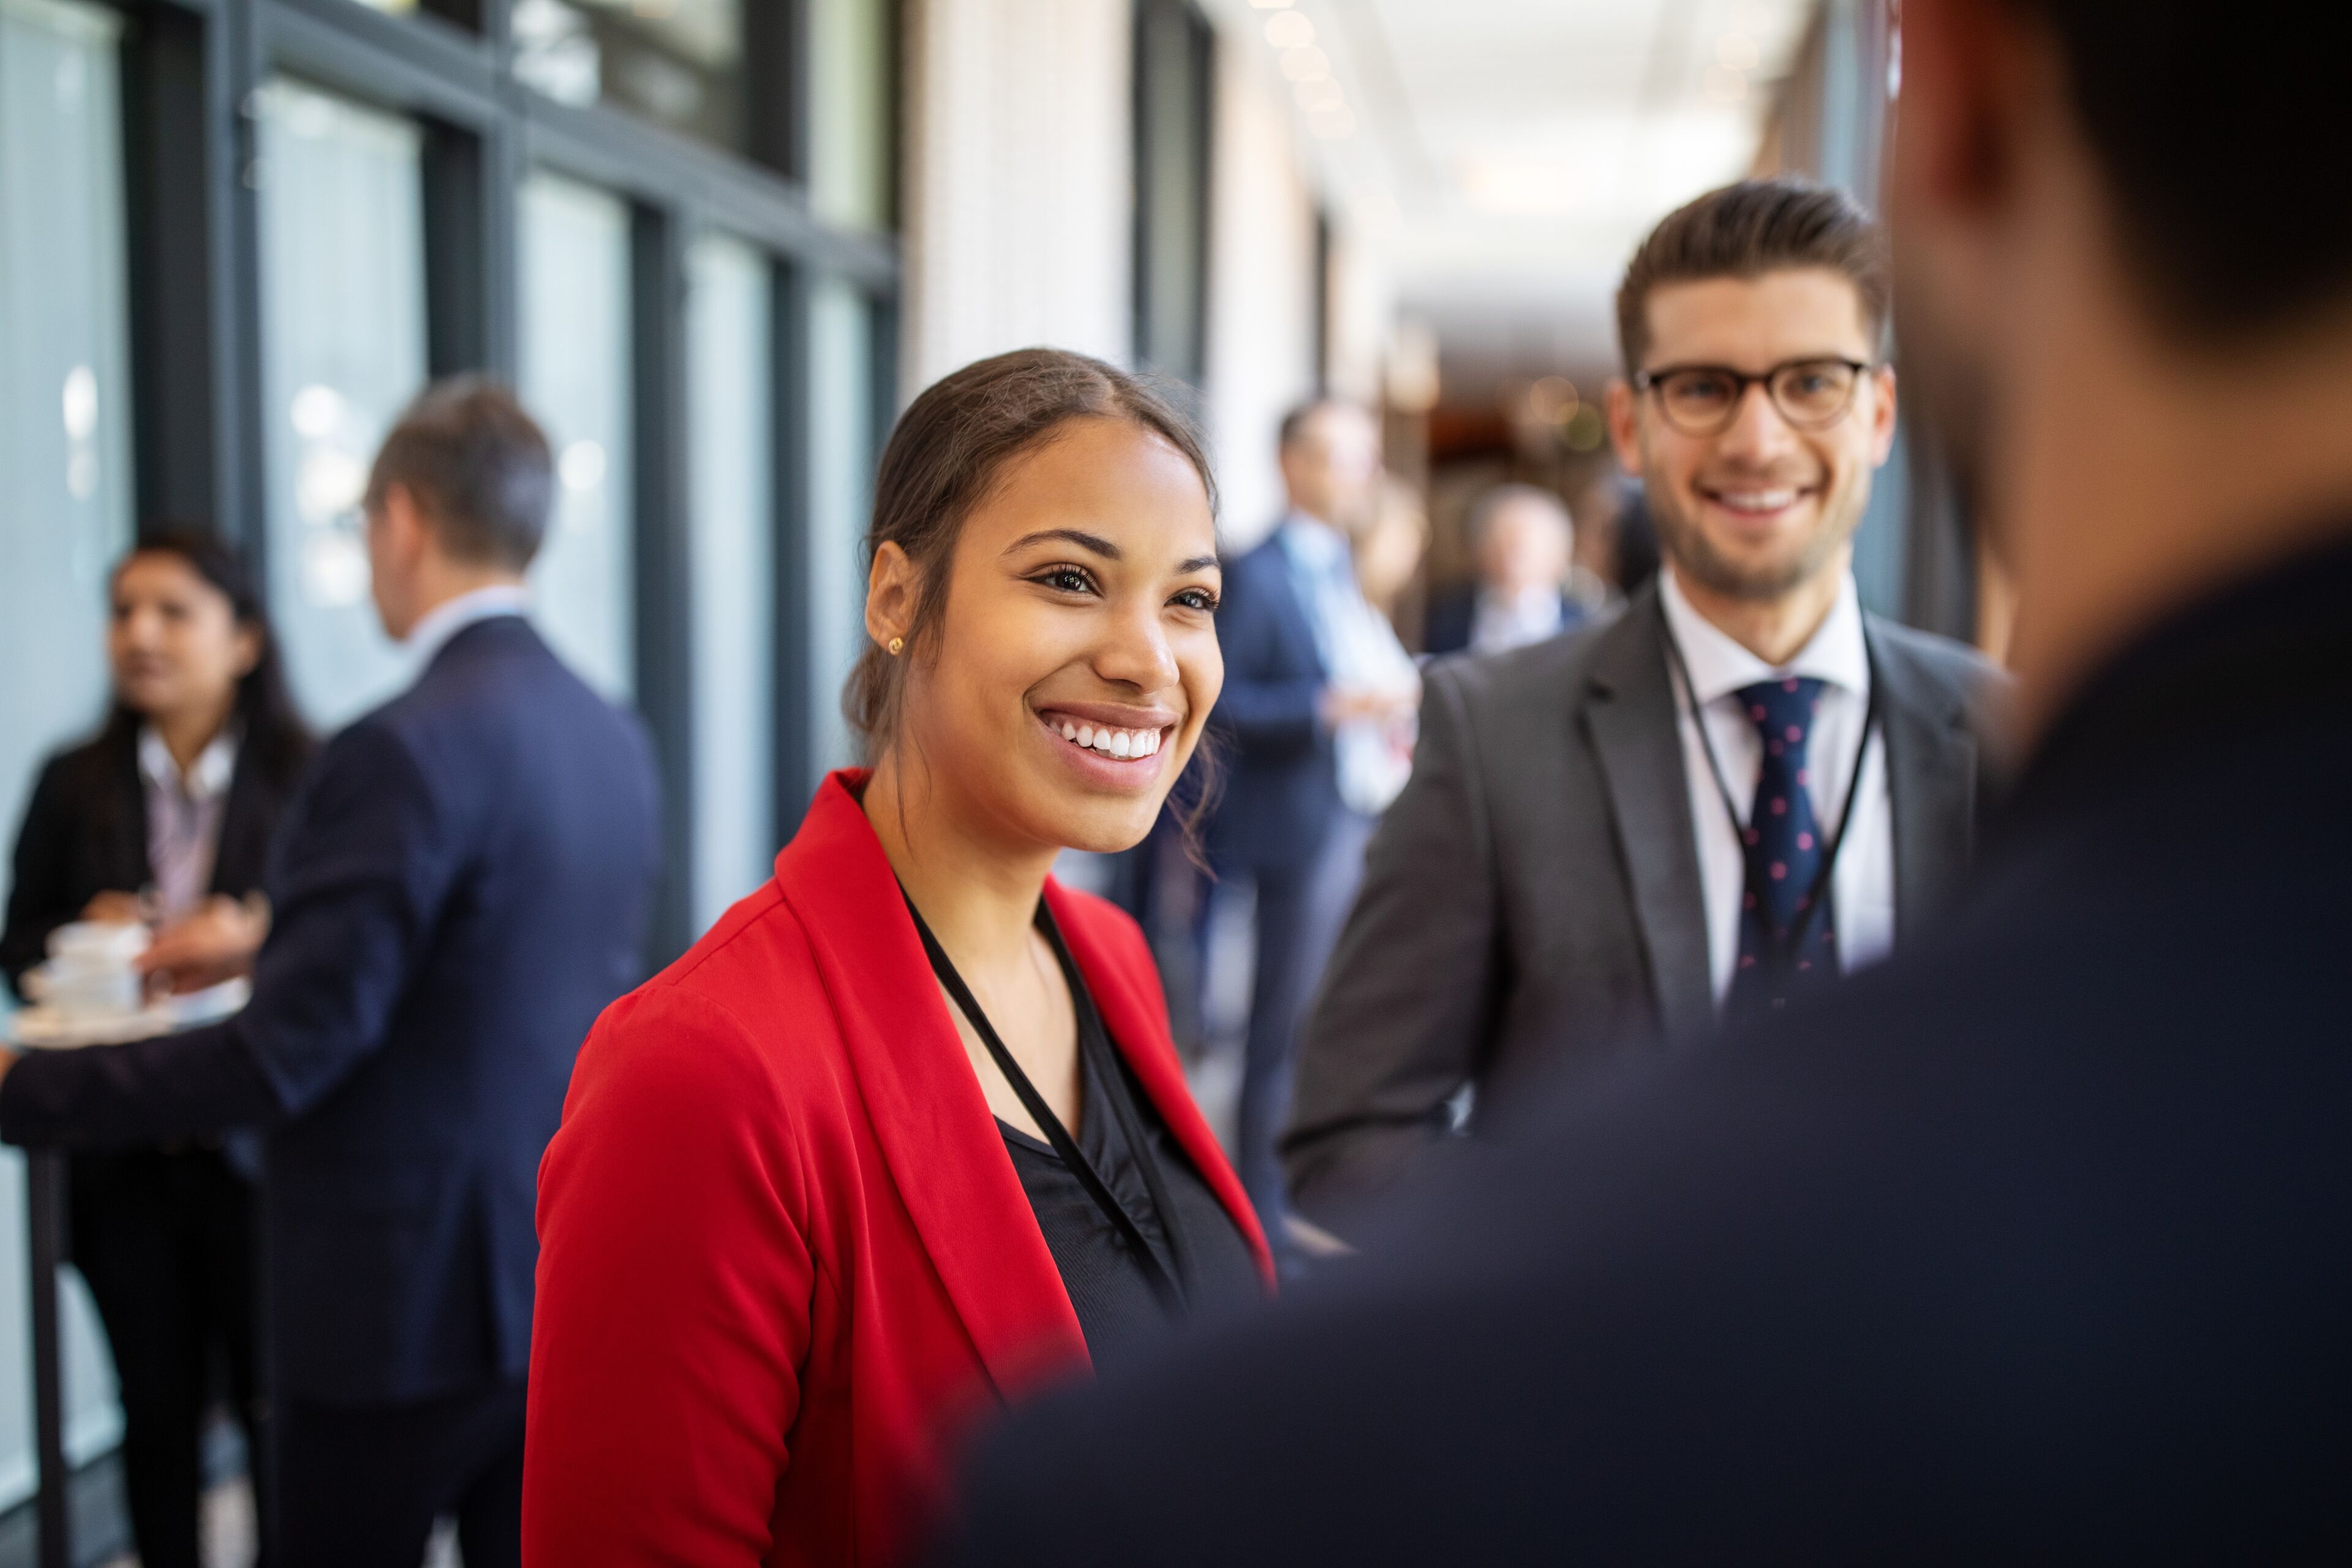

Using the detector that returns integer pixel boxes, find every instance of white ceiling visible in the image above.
[1202,0,1816,393]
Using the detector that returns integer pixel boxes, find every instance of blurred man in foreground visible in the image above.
[930,0,2352,1555]
[1421,483,1585,656]
[1286,179,2002,1235]
[0,379,662,1567]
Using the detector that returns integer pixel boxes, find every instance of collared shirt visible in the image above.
[138,724,239,922]
[1659,568,1895,1003]
[1469,584,1567,655]
[1275,512,1419,815]
[1272,511,1353,665]
[402,583,532,671]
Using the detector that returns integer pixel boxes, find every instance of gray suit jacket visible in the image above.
[1282,585,2007,1231]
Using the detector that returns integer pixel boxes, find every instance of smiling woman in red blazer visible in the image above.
[523,348,1272,1566]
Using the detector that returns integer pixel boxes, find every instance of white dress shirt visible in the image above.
[402,583,532,670]
[137,725,239,922]
[1659,568,1895,1004]
[1276,513,1419,815]
[1468,584,1567,655]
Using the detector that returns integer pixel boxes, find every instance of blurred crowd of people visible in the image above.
[3,0,2348,1559]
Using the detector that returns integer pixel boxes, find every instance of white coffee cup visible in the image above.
[36,922,152,1018]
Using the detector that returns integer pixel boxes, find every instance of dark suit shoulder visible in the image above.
[375,618,628,743]
[1424,601,1630,720]
[1420,586,1474,655]
[294,712,440,834]
[20,729,141,859]
[1220,534,1294,600]
[386,616,557,707]
[32,728,130,799]
[1231,530,1288,569]
[346,620,653,843]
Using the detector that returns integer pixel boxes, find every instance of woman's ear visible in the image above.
[864,540,916,651]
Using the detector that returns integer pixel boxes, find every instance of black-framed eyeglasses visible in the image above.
[1632,357,1874,436]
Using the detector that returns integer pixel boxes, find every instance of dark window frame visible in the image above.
[1131,0,1213,396]
[89,0,900,960]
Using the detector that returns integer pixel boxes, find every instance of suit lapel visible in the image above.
[774,775,1089,1398]
[1582,592,1716,1042]
[212,753,278,897]
[1869,624,1978,940]
[103,734,150,892]
[1045,882,1276,1286]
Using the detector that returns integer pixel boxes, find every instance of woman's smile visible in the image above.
[1033,701,1178,785]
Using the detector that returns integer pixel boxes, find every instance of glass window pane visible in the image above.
[514,0,745,157]
[0,0,135,1499]
[809,0,891,230]
[519,172,636,701]
[806,277,878,782]
[255,80,429,729]
[685,233,775,929]
[337,0,479,30]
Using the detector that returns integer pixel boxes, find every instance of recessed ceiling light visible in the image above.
[1281,46,1332,81]
[1295,76,1345,113]
[1265,11,1315,49]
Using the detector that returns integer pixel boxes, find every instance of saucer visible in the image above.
[7,978,251,1050]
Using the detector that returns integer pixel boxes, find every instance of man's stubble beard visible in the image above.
[1645,455,1868,605]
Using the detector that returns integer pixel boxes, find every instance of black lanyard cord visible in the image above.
[1658,618,1882,971]
[903,894,1186,1314]
[1062,953,1200,1299]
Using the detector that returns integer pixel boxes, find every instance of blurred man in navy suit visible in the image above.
[929,0,2352,1558]
[1207,400,1417,1259]
[0,379,662,1568]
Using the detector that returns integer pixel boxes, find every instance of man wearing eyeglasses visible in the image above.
[1283,177,2006,1237]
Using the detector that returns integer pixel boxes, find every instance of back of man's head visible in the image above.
[2006,0,2347,339]
[366,377,555,573]
[1896,0,2352,720]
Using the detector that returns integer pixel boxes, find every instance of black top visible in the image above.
[935,905,1261,1376]
[929,530,2352,1564]
[2,722,301,995]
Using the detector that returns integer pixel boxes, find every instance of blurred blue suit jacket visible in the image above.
[1,616,662,1404]
[1207,532,1338,873]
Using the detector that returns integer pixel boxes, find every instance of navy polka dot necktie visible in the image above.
[1725,676,1838,1022]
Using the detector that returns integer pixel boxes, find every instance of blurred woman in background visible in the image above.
[2,529,312,1568]
[1354,473,1433,639]
[526,349,1271,1566]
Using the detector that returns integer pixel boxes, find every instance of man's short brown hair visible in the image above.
[1615,177,1889,378]
[364,375,556,571]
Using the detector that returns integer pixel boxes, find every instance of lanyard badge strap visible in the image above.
[1658,622,1882,975]
[905,894,1186,1312]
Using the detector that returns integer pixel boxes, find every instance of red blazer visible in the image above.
[524,772,1272,1566]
